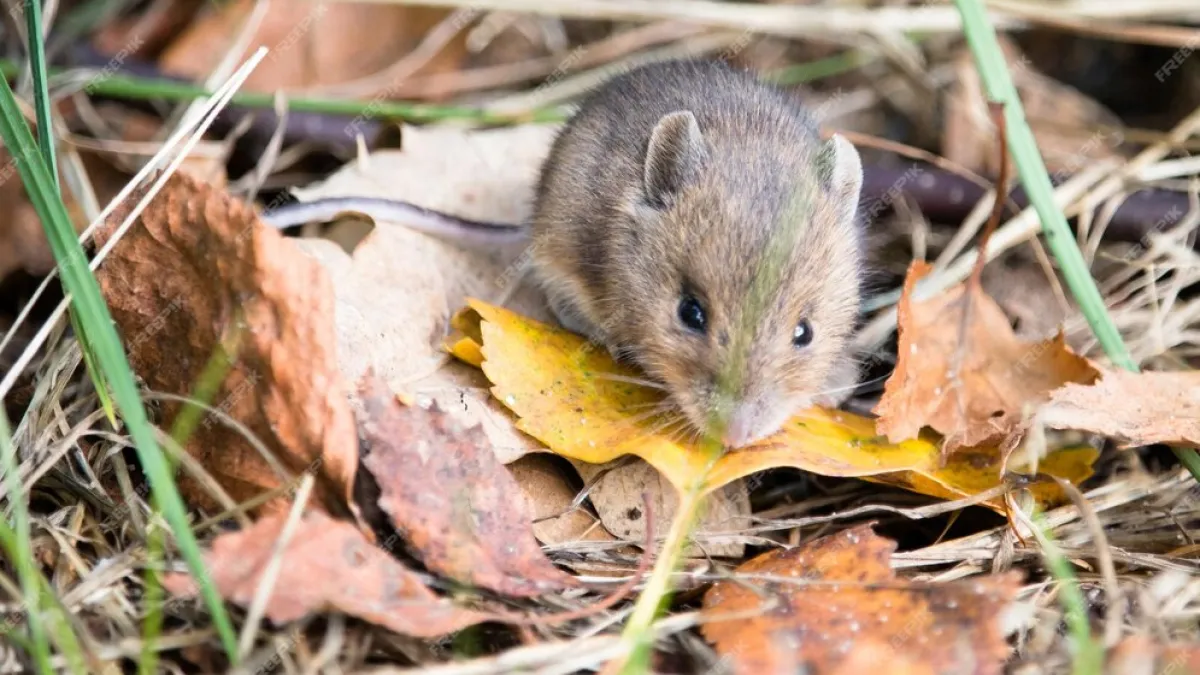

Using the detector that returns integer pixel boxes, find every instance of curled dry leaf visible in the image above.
[1040,369,1200,448]
[95,172,358,518]
[700,524,1023,675]
[161,510,488,638]
[506,454,615,547]
[873,261,1099,454]
[446,300,1097,513]
[573,459,751,558]
[357,374,578,597]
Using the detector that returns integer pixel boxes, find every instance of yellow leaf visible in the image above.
[447,300,1096,512]
[871,444,1099,511]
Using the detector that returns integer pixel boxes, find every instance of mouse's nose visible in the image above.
[720,405,760,448]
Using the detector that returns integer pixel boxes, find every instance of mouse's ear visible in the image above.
[816,134,863,223]
[643,110,709,207]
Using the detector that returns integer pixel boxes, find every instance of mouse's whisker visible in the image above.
[812,372,890,397]
[623,403,678,426]
[635,411,690,442]
[619,399,674,413]
[592,372,669,391]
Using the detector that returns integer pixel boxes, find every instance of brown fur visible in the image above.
[530,59,864,447]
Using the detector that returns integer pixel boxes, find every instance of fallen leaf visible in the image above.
[95,172,358,519]
[873,260,1099,453]
[291,123,559,465]
[506,454,615,546]
[445,300,1097,513]
[159,2,466,97]
[574,459,751,558]
[873,444,1099,509]
[162,509,488,637]
[700,524,1022,675]
[357,374,578,597]
[1039,369,1200,448]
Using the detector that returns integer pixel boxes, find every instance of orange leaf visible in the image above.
[358,374,577,597]
[874,260,1098,453]
[700,524,1022,675]
[161,510,488,638]
[444,300,1097,513]
[95,172,358,520]
[1040,369,1200,448]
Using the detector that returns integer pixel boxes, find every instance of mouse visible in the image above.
[261,58,865,449]
[530,59,864,448]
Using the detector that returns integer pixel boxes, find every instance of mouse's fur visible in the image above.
[530,59,865,448]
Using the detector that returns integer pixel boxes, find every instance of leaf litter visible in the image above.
[357,372,577,597]
[1039,369,1200,448]
[700,524,1024,675]
[161,509,490,638]
[21,25,1200,672]
[94,171,360,520]
[84,123,1195,674]
[873,260,1099,454]
[163,376,651,636]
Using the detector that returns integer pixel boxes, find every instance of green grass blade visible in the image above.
[74,322,119,425]
[24,0,55,185]
[950,0,1200,481]
[952,0,1131,368]
[139,525,166,675]
[1030,509,1103,675]
[0,77,239,661]
[23,0,117,430]
[0,409,55,672]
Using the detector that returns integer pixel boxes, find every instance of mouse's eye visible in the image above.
[677,295,707,334]
[792,319,814,348]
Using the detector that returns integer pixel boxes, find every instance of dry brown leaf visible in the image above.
[507,454,615,546]
[1040,369,1200,447]
[291,123,559,465]
[162,509,488,637]
[574,459,750,558]
[874,260,1099,453]
[94,172,358,518]
[159,1,466,96]
[943,36,1127,177]
[358,374,578,597]
[701,524,1022,675]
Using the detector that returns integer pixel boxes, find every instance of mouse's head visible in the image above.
[613,109,864,448]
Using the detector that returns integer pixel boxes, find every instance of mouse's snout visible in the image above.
[720,404,760,448]
[715,391,792,449]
